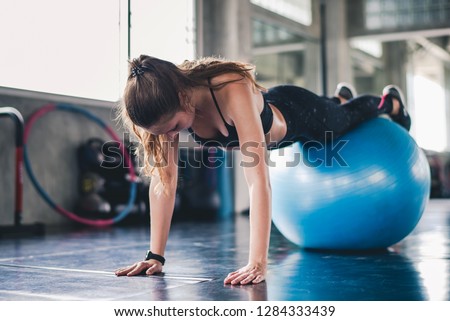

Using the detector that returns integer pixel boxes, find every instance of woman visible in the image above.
[114,55,410,285]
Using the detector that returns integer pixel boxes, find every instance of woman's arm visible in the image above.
[217,79,272,285]
[115,136,179,276]
[148,137,179,254]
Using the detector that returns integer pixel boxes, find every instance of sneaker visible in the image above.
[382,85,408,117]
[334,82,357,101]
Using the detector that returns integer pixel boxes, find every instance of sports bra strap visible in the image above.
[208,79,228,126]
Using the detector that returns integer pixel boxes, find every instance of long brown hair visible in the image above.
[119,55,263,192]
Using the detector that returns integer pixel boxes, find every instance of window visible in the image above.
[0,0,121,101]
[0,0,196,102]
[364,0,450,30]
[412,75,447,151]
[251,0,312,26]
[129,0,195,63]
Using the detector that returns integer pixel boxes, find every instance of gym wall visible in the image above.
[0,90,121,226]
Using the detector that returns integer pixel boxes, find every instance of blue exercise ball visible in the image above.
[269,117,431,250]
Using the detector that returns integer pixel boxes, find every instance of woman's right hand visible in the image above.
[115,259,163,276]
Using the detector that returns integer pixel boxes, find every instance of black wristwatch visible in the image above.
[145,250,165,266]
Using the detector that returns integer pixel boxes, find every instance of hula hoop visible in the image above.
[23,103,137,227]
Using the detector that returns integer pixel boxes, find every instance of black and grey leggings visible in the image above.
[263,85,411,147]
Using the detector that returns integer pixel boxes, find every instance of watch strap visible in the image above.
[145,250,165,266]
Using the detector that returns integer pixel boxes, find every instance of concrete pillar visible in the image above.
[324,0,353,96]
[304,41,321,93]
[198,0,252,62]
[382,41,408,91]
[446,66,450,150]
[196,0,253,214]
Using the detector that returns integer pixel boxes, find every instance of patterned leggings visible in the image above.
[263,85,411,147]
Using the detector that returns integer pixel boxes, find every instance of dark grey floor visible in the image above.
[1,199,449,301]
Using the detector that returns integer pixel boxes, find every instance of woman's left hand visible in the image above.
[224,263,266,285]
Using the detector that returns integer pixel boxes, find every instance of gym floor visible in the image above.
[1,199,449,301]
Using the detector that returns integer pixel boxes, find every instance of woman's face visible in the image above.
[146,110,195,141]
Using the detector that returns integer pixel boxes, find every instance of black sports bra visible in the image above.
[187,86,273,148]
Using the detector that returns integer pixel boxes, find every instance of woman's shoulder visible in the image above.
[209,73,251,89]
